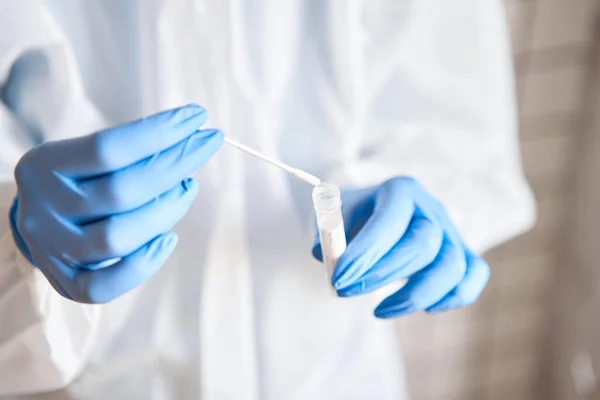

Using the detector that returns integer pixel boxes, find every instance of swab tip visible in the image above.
[294,169,322,186]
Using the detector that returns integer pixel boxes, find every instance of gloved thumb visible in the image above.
[312,234,323,262]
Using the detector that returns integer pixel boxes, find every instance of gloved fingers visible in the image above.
[332,178,415,289]
[426,251,490,313]
[410,181,465,246]
[65,178,198,264]
[40,264,72,299]
[47,104,209,177]
[23,239,73,298]
[335,217,443,297]
[49,233,178,303]
[340,187,379,242]
[373,238,467,318]
[67,129,222,217]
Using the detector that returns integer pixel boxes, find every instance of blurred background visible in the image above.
[397,0,600,399]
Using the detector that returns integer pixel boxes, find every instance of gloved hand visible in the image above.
[9,104,223,303]
[312,177,490,318]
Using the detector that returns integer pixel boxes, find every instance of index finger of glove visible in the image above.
[45,104,208,176]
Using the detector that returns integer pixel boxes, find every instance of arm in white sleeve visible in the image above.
[0,0,107,394]
[329,0,536,253]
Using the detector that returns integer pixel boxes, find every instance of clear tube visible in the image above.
[312,182,347,279]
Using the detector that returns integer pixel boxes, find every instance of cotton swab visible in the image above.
[224,137,322,186]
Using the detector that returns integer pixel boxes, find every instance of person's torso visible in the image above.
[14,1,416,398]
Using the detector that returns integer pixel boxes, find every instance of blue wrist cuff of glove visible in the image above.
[9,197,36,266]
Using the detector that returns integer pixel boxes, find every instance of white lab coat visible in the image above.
[0,0,535,398]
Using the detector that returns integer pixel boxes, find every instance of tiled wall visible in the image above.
[398,1,600,399]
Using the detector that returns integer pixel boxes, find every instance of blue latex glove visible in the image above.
[9,104,223,303]
[312,177,490,318]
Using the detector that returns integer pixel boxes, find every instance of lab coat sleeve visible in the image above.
[0,1,107,394]
[327,0,536,253]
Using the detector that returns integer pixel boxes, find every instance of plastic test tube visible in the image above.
[312,182,347,279]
